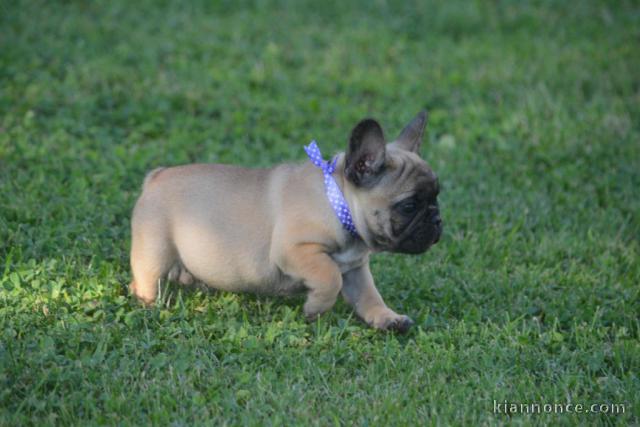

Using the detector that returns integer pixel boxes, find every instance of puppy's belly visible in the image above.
[172,222,305,296]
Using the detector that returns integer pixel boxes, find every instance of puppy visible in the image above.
[129,112,442,332]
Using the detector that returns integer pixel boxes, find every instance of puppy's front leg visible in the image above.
[341,263,413,333]
[279,244,343,320]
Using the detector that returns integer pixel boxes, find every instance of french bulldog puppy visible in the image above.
[129,112,442,332]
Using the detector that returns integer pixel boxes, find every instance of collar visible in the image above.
[304,141,359,237]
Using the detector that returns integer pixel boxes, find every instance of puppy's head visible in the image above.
[344,112,442,254]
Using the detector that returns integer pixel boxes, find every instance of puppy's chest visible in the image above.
[330,241,370,273]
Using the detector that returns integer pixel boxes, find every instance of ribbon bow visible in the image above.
[304,141,359,237]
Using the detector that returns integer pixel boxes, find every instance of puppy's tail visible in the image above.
[142,167,166,189]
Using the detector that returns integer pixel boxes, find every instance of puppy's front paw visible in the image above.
[381,314,414,333]
[304,312,321,323]
[369,310,414,333]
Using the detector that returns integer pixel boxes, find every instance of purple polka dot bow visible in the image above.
[304,140,359,237]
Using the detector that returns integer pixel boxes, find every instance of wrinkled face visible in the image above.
[353,148,442,254]
[343,112,442,254]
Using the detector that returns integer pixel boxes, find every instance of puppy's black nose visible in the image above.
[431,213,442,244]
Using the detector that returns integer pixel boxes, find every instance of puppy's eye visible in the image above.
[399,200,418,215]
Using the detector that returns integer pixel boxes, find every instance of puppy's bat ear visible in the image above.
[345,118,386,187]
[391,111,428,154]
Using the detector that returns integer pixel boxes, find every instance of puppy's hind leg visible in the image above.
[129,226,176,305]
[167,262,195,286]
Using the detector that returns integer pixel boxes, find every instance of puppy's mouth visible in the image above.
[391,212,442,255]
[364,211,442,254]
[394,233,437,254]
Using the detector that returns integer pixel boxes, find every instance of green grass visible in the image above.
[1,0,639,425]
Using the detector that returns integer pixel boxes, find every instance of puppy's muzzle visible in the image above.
[430,211,443,244]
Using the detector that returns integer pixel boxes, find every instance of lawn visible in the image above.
[1,0,639,425]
